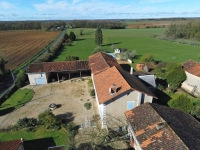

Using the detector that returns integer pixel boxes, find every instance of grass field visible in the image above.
[0,88,34,115]
[0,126,68,146]
[53,28,200,64]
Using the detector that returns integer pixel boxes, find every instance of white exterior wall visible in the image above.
[144,94,153,103]
[28,72,48,85]
[128,124,142,150]
[91,74,106,128]
[181,71,200,96]
[105,90,152,119]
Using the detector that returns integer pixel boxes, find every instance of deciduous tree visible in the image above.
[168,94,193,113]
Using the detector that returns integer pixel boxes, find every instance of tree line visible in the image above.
[67,20,126,29]
[165,20,200,40]
[0,21,66,31]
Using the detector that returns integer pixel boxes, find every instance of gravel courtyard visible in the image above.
[0,78,98,128]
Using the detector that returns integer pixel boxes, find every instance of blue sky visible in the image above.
[0,0,200,21]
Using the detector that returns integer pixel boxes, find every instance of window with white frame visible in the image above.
[127,101,135,110]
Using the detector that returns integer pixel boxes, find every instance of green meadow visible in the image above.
[53,28,200,64]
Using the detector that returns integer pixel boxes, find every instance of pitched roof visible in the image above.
[89,52,156,104]
[93,66,131,104]
[182,59,200,77]
[26,60,89,73]
[125,103,200,150]
[89,52,120,74]
[0,140,22,150]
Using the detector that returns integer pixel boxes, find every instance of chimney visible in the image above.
[20,138,23,143]
[130,67,133,75]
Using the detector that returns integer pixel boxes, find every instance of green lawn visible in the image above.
[0,88,34,115]
[0,126,68,146]
[53,28,200,64]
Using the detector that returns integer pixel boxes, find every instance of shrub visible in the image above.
[15,69,26,88]
[38,109,61,130]
[140,54,154,62]
[16,117,37,129]
[66,55,79,61]
[90,89,95,96]
[84,102,92,110]
[168,94,194,113]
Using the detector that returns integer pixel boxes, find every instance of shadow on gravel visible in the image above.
[0,107,15,116]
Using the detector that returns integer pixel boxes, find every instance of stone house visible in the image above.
[89,52,157,128]
[181,59,200,97]
[125,103,200,150]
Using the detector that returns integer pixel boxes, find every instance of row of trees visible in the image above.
[0,21,66,31]
[67,20,126,29]
[165,20,200,39]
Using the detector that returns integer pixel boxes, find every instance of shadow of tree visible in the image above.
[0,107,15,116]
[56,112,74,123]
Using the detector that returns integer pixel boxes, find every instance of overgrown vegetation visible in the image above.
[65,55,79,61]
[0,56,7,75]
[38,110,62,130]
[168,94,200,120]
[84,102,92,110]
[154,62,186,92]
[15,69,26,88]
[140,54,154,62]
[165,20,200,40]
[67,20,126,29]
[0,21,66,31]
[90,89,95,96]
[168,94,193,113]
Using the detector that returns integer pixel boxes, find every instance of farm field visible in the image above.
[53,28,200,64]
[125,19,190,28]
[0,30,60,70]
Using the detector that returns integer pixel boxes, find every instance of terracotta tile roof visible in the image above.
[89,52,157,104]
[182,59,200,77]
[26,60,90,73]
[93,66,131,104]
[89,52,121,74]
[0,140,22,150]
[125,103,200,150]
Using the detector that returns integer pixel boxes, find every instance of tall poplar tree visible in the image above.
[95,27,103,46]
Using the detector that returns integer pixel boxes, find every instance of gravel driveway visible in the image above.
[0,78,98,128]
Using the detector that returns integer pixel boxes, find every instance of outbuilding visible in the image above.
[26,60,90,85]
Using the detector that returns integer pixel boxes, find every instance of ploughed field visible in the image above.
[0,30,60,70]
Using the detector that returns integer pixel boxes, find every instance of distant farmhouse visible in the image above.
[182,59,200,97]
[89,52,157,128]
[125,103,200,150]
